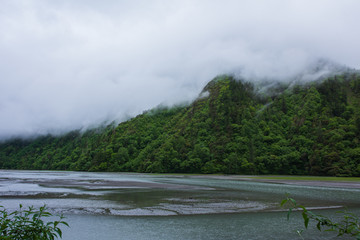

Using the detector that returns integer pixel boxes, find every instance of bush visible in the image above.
[0,204,69,240]
[281,196,360,239]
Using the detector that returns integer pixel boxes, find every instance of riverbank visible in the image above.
[250,176,360,189]
[2,169,360,190]
[151,173,360,189]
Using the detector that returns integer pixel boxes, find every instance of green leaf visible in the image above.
[317,222,321,231]
[61,221,70,227]
[280,199,288,207]
[302,212,309,229]
[287,208,292,220]
[56,228,63,238]
[289,198,297,206]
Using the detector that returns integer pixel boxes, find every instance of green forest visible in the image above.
[1,73,360,176]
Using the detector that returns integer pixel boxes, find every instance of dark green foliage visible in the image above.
[281,197,360,239]
[0,73,360,176]
[0,205,68,240]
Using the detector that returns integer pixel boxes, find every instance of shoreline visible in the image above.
[249,178,360,189]
[220,176,360,189]
[1,169,360,189]
[154,173,360,189]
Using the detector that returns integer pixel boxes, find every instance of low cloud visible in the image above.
[1,0,360,139]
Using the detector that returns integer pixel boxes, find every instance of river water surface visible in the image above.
[0,170,359,239]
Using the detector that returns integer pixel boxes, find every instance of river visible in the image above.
[0,170,359,239]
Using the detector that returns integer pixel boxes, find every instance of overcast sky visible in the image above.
[1,0,360,139]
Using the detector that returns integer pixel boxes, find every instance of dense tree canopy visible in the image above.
[1,73,360,176]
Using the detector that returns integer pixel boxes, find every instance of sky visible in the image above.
[1,0,360,139]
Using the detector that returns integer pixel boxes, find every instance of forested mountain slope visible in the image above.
[1,73,360,176]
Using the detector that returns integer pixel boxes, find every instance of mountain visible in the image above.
[1,73,360,176]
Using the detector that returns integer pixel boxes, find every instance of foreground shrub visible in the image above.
[281,196,360,239]
[0,204,68,240]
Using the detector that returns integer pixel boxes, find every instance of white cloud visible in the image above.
[1,0,360,139]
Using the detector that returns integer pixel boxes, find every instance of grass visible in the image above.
[250,175,360,182]
[129,172,360,182]
[146,173,360,182]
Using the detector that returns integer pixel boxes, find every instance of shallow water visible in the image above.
[0,170,359,239]
[62,210,360,240]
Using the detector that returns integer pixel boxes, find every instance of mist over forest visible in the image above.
[1,71,359,176]
[1,1,360,140]
[1,1,360,176]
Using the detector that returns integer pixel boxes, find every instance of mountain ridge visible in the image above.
[1,72,360,176]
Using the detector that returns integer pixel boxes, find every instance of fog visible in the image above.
[1,0,360,139]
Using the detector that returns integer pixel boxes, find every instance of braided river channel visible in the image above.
[1,170,360,239]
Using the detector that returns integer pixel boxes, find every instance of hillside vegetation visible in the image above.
[1,73,360,176]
